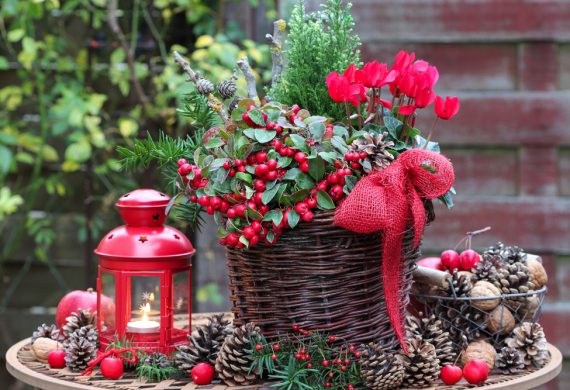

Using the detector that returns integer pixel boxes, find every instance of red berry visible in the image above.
[300,161,309,173]
[255,164,269,177]
[349,345,356,352]
[234,158,243,166]
[235,204,247,217]
[353,351,361,358]
[350,162,360,169]
[191,363,215,385]
[227,208,236,218]
[316,181,328,191]
[256,344,262,351]
[294,152,307,163]
[322,360,330,367]
[328,373,334,379]
[189,195,197,202]
[287,148,295,157]
[344,358,350,365]
[341,365,347,371]
[177,158,187,167]
[275,125,283,134]
[226,233,239,246]
[325,382,331,388]
[198,196,210,207]
[267,159,278,171]
[256,152,268,163]
[266,170,278,181]
[441,249,460,270]
[223,161,231,170]
[301,211,314,222]
[307,363,313,368]
[295,202,309,215]
[440,364,463,385]
[463,359,489,385]
[252,220,262,233]
[271,354,277,360]
[254,179,266,191]
[328,335,336,342]
[327,173,338,184]
[359,151,367,159]
[334,160,342,169]
[237,165,246,173]
[459,249,481,271]
[292,324,300,332]
[210,196,221,210]
[266,121,277,130]
[306,197,317,208]
[243,226,256,240]
[273,343,280,351]
[228,169,236,177]
[47,350,66,369]
[273,139,283,150]
[329,184,344,200]
[295,353,302,360]
[249,235,259,246]
[291,104,300,113]
[254,192,263,204]
[206,206,214,215]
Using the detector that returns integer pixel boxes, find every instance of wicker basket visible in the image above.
[226,209,429,350]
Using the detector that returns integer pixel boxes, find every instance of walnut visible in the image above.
[486,305,516,335]
[527,258,548,288]
[469,281,501,311]
[461,339,496,370]
[31,337,59,363]
[518,295,541,319]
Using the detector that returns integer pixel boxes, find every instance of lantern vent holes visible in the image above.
[174,234,180,240]
[108,234,114,240]
[139,235,148,243]
[152,213,160,220]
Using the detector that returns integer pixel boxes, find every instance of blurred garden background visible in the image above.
[1,1,570,388]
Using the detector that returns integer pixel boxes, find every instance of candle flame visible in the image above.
[140,302,151,321]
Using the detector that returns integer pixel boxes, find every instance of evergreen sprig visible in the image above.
[136,352,179,382]
[270,0,361,120]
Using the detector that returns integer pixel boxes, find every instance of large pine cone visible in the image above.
[496,346,526,374]
[215,322,260,387]
[62,309,96,339]
[505,322,549,369]
[406,314,456,366]
[360,342,404,390]
[32,323,61,342]
[399,337,440,388]
[63,327,98,371]
[174,314,232,372]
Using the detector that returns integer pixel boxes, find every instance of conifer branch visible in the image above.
[237,56,260,103]
[267,19,287,88]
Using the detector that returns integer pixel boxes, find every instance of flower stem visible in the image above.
[423,117,439,149]
[344,102,353,135]
[356,104,363,129]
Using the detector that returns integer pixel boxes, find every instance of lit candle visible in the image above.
[127,302,160,334]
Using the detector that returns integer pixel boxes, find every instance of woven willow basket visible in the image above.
[226,205,434,350]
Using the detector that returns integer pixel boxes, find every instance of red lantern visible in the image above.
[95,189,195,353]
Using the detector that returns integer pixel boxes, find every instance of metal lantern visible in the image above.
[95,188,195,353]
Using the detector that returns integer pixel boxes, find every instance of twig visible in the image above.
[173,51,229,123]
[107,0,149,104]
[237,56,260,103]
[266,19,287,87]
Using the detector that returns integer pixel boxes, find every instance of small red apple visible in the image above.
[463,359,489,385]
[191,362,215,385]
[440,364,463,385]
[440,250,460,270]
[417,257,445,271]
[47,349,66,369]
[459,249,480,271]
[100,356,124,380]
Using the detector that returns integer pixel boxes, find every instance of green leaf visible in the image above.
[344,175,357,193]
[318,151,338,163]
[288,189,309,203]
[287,209,300,228]
[288,134,307,150]
[243,128,256,139]
[236,172,253,184]
[317,190,335,210]
[308,156,325,181]
[296,173,315,190]
[0,56,9,70]
[254,129,276,143]
[0,146,12,176]
[248,109,266,126]
[308,122,325,140]
[331,136,349,154]
[246,207,263,220]
[333,125,349,138]
[7,28,24,42]
[262,183,281,204]
[65,141,91,163]
[384,116,402,138]
[281,168,301,181]
[263,210,283,227]
[205,137,225,149]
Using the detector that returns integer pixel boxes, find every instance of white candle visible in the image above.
[127,302,160,334]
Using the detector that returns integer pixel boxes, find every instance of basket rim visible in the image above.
[410,286,547,301]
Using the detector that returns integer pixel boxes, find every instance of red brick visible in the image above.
[520,147,559,196]
[519,43,559,91]
[423,197,570,254]
[554,256,570,302]
[444,147,518,195]
[361,43,518,90]
[540,305,570,356]
[560,148,570,196]
[346,0,570,43]
[559,44,570,89]
[414,92,570,146]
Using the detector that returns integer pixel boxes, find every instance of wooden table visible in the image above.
[5,313,563,390]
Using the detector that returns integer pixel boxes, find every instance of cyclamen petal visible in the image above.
[434,95,460,120]
[398,105,416,115]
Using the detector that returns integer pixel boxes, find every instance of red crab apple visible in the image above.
[440,250,460,270]
[100,357,124,379]
[459,249,481,271]
[192,362,215,385]
[463,359,489,385]
[47,349,66,369]
[440,364,463,385]
[56,288,115,328]
[417,257,445,271]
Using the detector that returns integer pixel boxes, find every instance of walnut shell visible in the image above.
[469,281,501,311]
[518,295,541,319]
[486,305,516,335]
[31,337,59,362]
[527,259,548,288]
[461,339,496,370]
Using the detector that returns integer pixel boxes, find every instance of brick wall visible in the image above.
[325,0,570,360]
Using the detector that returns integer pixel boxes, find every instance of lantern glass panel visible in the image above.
[101,272,116,332]
[127,276,161,334]
[173,271,190,338]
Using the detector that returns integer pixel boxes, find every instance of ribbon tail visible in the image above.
[382,228,408,353]
[409,188,426,249]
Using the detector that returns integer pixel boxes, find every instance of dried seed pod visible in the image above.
[461,339,496,370]
[487,305,516,335]
[469,281,501,311]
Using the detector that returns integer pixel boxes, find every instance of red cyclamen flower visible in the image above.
[356,61,397,88]
[434,96,460,120]
[326,65,368,107]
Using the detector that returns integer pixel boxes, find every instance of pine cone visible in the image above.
[405,314,456,366]
[64,327,98,371]
[360,342,404,390]
[447,269,473,297]
[174,313,232,372]
[484,242,527,265]
[473,252,504,282]
[32,323,61,342]
[434,301,486,344]
[351,132,395,173]
[196,78,215,95]
[215,322,260,387]
[496,346,526,374]
[62,309,96,339]
[142,352,173,369]
[217,79,237,100]
[505,322,549,369]
[399,337,440,388]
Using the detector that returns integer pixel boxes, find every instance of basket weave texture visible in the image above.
[226,210,423,350]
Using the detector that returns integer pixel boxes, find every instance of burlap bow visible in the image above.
[334,148,454,352]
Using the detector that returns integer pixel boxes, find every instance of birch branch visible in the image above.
[266,19,287,87]
[236,56,259,103]
[173,50,229,123]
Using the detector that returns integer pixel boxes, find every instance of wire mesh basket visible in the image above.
[410,286,547,349]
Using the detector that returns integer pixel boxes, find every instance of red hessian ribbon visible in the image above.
[334,149,454,353]
[81,347,139,376]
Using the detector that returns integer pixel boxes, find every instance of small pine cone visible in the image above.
[351,132,395,172]
[447,269,473,297]
[64,328,98,371]
[217,79,237,100]
[473,252,504,282]
[143,352,173,369]
[196,78,215,95]
[62,309,96,339]
[506,322,549,369]
[360,342,404,390]
[399,337,440,388]
[496,346,526,374]
[174,314,232,372]
[434,301,486,345]
[215,322,260,387]
[405,314,456,366]
[32,323,61,342]
[501,245,528,265]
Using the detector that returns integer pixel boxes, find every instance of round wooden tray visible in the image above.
[5,314,563,390]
